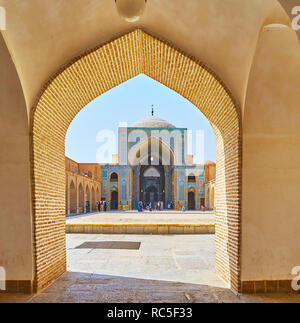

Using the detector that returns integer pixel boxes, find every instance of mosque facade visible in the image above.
[66,116,215,213]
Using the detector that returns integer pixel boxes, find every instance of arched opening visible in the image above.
[85,186,90,213]
[78,183,84,214]
[140,165,165,208]
[69,181,77,214]
[188,191,196,210]
[32,29,241,292]
[188,175,196,183]
[130,136,174,209]
[91,187,96,212]
[110,172,118,182]
[111,190,119,210]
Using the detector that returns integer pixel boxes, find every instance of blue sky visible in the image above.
[65,74,216,163]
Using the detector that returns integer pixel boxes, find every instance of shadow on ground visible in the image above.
[1,272,300,303]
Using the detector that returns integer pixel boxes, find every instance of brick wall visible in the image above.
[65,158,101,215]
[32,29,241,292]
[78,164,101,181]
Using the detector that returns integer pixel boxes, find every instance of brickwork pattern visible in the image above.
[66,171,101,214]
[32,30,241,292]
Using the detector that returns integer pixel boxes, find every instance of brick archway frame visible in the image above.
[32,29,241,292]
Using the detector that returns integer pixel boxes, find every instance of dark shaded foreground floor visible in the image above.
[1,272,300,303]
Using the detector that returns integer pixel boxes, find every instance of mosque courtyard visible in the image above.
[1,0,300,304]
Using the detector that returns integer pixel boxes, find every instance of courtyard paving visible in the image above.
[1,234,300,303]
[66,210,215,225]
[66,233,224,288]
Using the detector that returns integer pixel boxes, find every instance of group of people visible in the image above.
[95,200,191,212]
[97,200,107,212]
[137,201,174,212]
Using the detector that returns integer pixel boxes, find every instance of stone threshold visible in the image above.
[66,223,215,234]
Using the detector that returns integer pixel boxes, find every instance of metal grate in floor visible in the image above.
[75,241,141,250]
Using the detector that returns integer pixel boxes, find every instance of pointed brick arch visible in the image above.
[78,182,84,212]
[91,186,96,211]
[69,180,76,214]
[32,29,241,292]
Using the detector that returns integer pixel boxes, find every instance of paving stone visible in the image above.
[1,234,300,303]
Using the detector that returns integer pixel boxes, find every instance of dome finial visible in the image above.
[151,105,154,117]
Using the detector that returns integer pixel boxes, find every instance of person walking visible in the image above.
[138,201,143,212]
